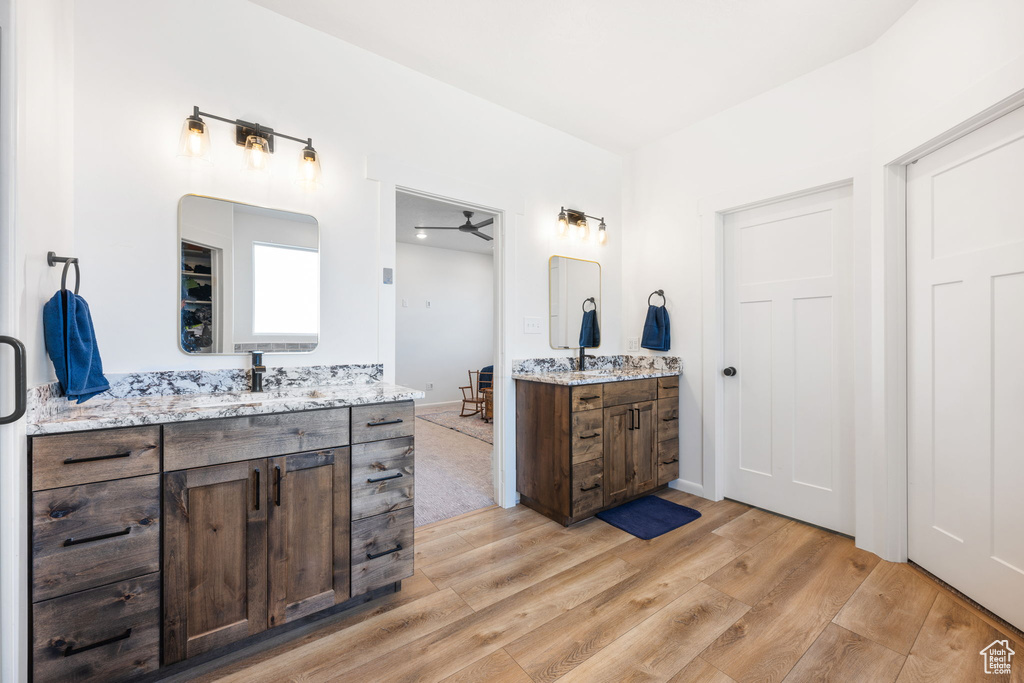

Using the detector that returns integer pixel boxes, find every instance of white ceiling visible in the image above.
[396,192,497,255]
[251,0,916,152]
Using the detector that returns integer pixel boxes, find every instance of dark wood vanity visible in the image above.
[28,401,415,682]
[516,376,679,525]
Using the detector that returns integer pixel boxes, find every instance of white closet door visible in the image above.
[723,184,854,534]
[908,104,1024,630]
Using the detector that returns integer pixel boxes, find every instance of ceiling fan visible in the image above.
[416,210,493,241]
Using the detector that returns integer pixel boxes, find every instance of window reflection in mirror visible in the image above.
[549,255,601,349]
[178,195,320,355]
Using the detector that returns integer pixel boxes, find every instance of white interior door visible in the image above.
[723,184,854,534]
[908,104,1024,630]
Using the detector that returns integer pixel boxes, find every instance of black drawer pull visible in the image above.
[63,527,131,547]
[368,472,403,483]
[578,395,600,401]
[661,458,679,465]
[367,418,404,427]
[367,543,402,560]
[662,416,678,422]
[661,384,678,390]
[580,483,601,492]
[275,466,282,507]
[63,452,131,465]
[579,432,600,440]
[63,628,132,657]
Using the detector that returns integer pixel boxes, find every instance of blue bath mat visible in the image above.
[596,495,701,540]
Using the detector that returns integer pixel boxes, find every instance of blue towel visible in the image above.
[641,304,671,351]
[579,309,600,348]
[43,290,110,403]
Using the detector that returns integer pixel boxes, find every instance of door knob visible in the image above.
[723,367,737,377]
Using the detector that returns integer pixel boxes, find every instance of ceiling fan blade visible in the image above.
[472,217,494,229]
[416,226,462,230]
[471,230,494,241]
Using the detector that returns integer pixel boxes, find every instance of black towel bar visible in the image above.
[48,252,81,295]
[648,289,665,306]
[582,296,596,312]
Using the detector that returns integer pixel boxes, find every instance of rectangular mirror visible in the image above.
[549,255,601,349]
[178,195,320,354]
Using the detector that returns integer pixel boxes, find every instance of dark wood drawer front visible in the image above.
[33,572,160,683]
[571,385,604,412]
[33,475,160,602]
[572,459,604,518]
[351,401,415,444]
[571,409,604,464]
[602,379,657,407]
[31,426,160,492]
[658,439,680,485]
[657,376,680,399]
[658,400,679,443]
[352,437,414,520]
[164,408,350,470]
[351,507,414,596]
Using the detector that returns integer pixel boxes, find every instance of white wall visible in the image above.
[623,0,1024,559]
[395,242,493,405]
[62,0,622,383]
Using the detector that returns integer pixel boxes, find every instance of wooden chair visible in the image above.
[460,370,485,417]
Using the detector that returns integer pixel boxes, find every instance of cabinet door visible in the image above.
[629,401,658,496]
[267,449,350,627]
[603,404,632,505]
[163,460,268,664]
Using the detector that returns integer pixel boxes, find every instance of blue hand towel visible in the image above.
[641,304,671,351]
[579,309,600,348]
[43,290,110,403]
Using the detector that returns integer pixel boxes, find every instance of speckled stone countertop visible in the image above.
[26,364,424,435]
[511,354,682,386]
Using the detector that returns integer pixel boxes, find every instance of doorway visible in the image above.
[394,190,498,526]
[721,183,855,534]
[907,103,1024,630]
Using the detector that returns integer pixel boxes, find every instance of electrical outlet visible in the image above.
[425,383,433,390]
[425,300,432,309]
[524,316,542,334]
[628,337,640,351]
[401,299,408,308]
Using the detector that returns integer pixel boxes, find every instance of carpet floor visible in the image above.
[414,405,495,527]
[416,409,493,444]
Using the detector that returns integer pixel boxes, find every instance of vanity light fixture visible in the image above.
[177,106,323,188]
[556,207,607,245]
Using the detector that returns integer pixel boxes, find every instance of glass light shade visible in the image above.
[597,223,607,245]
[296,147,323,189]
[243,134,271,173]
[177,117,211,163]
[577,217,590,240]
[557,211,569,237]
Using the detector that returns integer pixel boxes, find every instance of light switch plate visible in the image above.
[524,317,542,334]
[425,300,432,309]
[628,337,640,351]
[425,383,433,390]
[401,299,408,308]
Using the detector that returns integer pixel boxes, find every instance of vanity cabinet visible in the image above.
[517,376,680,526]
[29,400,415,682]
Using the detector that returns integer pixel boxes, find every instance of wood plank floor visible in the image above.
[197,490,1023,683]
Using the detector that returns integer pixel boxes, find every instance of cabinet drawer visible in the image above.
[658,439,679,485]
[572,459,604,519]
[603,379,657,407]
[351,401,415,444]
[658,400,679,443]
[571,385,604,412]
[571,409,604,464]
[33,572,160,683]
[164,408,350,470]
[31,426,160,492]
[657,376,680,399]
[352,437,414,520]
[351,507,414,596]
[32,475,160,602]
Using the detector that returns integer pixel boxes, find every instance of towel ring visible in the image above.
[48,252,81,295]
[582,297,596,313]
[648,289,665,306]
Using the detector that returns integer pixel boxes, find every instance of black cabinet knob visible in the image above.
[723,367,737,377]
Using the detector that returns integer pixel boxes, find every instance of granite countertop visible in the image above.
[28,382,424,436]
[511,367,680,386]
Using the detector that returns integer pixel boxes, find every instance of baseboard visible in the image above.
[669,479,706,498]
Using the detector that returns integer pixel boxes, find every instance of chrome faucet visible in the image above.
[250,351,266,392]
